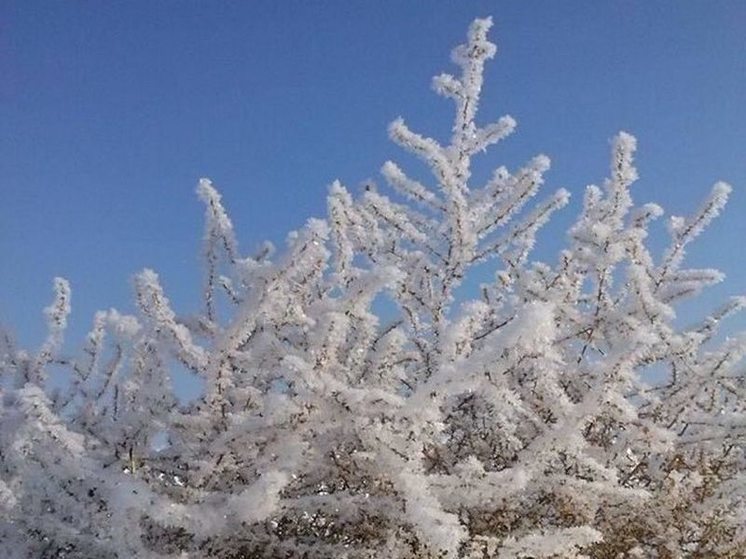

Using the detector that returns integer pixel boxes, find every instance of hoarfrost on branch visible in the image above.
[1,16,744,559]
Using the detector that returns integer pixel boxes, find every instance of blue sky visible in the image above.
[2,1,745,349]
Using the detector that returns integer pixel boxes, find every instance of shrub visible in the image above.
[2,17,744,559]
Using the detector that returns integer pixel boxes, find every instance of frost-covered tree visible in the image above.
[2,17,745,559]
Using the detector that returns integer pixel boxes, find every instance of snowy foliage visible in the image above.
[2,17,745,559]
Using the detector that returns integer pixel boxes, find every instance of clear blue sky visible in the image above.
[2,1,745,350]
